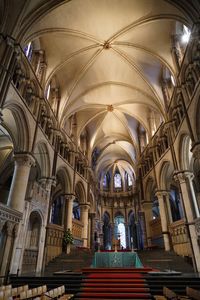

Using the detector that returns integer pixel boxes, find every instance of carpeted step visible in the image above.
[80,287,150,292]
[81,283,149,287]
[75,292,152,298]
[86,273,143,278]
[82,279,146,283]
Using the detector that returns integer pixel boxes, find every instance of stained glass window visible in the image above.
[24,42,33,61]
[128,174,132,186]
[114,173,122,188]
[103,174,107,187]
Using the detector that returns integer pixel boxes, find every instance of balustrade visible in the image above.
[169,219,192,257]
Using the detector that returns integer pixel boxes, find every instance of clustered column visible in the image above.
[174,171,200,272]
[155,190,171,251]
[80,204,90,247]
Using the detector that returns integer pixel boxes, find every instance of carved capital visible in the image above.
[0,219,6,232]
[174,170,194,184]
[62,194,75,202]
[39,177,56,191]
[80,203,90,211]
[191,142,200,159]
[14,153,35,168]
[155,190,170,199]
[5,221,14,237]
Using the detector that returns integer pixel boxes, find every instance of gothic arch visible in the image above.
[2,103,31,151]
[144,176,155,202]
[56,166,72,194]
[75,181,86,204]
[159,160,174,190]
[34,141,51,178]
[179,134,193,171]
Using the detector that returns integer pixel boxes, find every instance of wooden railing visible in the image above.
[169,218,192,257]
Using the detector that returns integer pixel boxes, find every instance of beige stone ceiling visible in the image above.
[22,0,188,178]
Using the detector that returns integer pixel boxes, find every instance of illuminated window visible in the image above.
[114,172,122,188]
[103,174,107,187]
[128,174,133,186]
[171,75,175,86]
[182,25,191,43]
[24,42,33,60]
[46,83,51,100]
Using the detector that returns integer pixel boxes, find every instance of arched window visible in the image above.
[182,25,191,43]
[114,172,122,189]
[24,42,33,61]
[103,174,107,188]
[127,174,133,187]
[73,199,80,220]
[46,83,51,100]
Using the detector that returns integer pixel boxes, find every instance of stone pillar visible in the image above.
[37,177,56,275]
[63,194,75,254]
[0,36,20,110]
[142,201,153,247]
[80,204,90,247]
[89,213,96,249]
[0,221,14,276]
[174,171,200,272]
[7,153,35,212]
[164,191,173,224]
[155,191,171,251]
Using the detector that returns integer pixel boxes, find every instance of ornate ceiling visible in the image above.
[21,0,190,181]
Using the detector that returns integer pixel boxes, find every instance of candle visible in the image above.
[131,237,133,243]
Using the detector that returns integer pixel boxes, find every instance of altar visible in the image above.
[92,251,143,268]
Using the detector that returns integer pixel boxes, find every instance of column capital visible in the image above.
[155,190,170,198]
[142,201,152,209]
[39,177,56,191]
[62,193,75,201]
[80,203,90,211]
[14,153,35,168]
[5,221,14,237]
[191,142,200,159]
[173,170,194,184]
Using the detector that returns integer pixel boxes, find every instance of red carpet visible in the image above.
[74,268,152,299]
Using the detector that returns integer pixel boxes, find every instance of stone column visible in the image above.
[0,36,20,110]
[174,171,200,272]
[142,201,153,247]
[89,213,96,249]
[63,194,75,254]
[80,204,90,247]
[7,153,35,212]
[0,221,14,276]
[37,177,56,275]
[155,191,171,251]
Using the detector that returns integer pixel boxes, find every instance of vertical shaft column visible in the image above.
[7,153,35,212]
[63,194,75,254]
[142,202,153,247]
[80,204,90,247]
[155,191,171,251]
[174,171,200,272]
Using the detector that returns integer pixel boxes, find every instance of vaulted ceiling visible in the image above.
[21,0,190,181]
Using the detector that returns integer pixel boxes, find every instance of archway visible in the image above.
[114,212,126,249]
[0,126,14,205]
[22,211,42,275]
[103,212,111,250]
[128,211,138,249]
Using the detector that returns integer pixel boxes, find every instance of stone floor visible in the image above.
[138,249,195,274]
[44,248,196,276]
